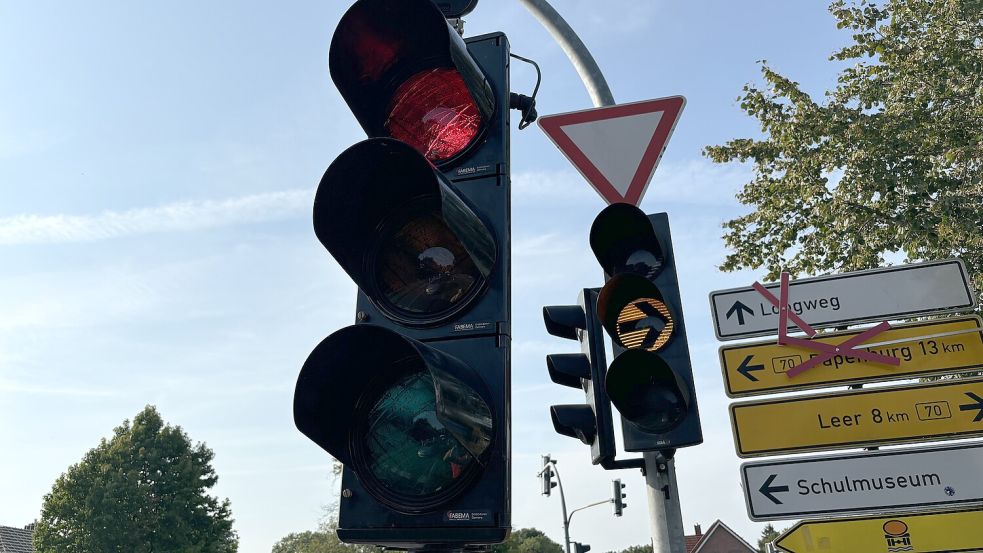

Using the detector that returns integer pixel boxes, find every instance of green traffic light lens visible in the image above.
[362,371,476,499]
[373,205,484,322]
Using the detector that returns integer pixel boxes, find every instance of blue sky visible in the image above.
[1,1,854,551]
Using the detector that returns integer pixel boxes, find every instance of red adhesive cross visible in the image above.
[782,321,901,377]
[751,271,900,378]
[752,272,818,343]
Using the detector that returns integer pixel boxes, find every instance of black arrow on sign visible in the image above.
[738,355,766,382]
[759,474,789,505]
[726,301,754,326]
[960,392,983,422]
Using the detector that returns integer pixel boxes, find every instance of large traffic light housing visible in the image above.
[294,0,511,548]
[590,204,702,451]
[542,290,617,465]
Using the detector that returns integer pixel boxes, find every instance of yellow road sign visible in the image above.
[731,377,983,457]
[720,317,983,398]
[775,508,983,553]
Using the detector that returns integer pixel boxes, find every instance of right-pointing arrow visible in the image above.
[759,474,789,505]
[960,392,983,422]
[726,301,754,326]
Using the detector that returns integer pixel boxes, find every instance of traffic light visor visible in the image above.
[550,404,597,445]
[315,139,496,326]
[294,325,494,511]
[329,0,495,165]
[605,350,689,433]
[590,203,665,278]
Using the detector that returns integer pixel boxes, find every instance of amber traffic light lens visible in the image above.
[615,298,674,352]
[374,208,483,320]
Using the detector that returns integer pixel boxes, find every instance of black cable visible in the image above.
[509,52,542,129]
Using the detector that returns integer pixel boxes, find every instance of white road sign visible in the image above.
[710,259,976,341]
[741,442,983,521]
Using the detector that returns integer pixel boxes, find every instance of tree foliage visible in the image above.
[705,0,983,297]
[757,524,783,553]
[34,406,238,553]
[491,528,564,553]
[270,521,379,553]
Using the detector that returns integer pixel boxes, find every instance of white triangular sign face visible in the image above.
[538,97,685,206]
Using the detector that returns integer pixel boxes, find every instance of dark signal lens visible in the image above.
[386,68,482,164]
[374,208,483,320]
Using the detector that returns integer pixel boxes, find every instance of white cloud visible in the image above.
[0,189,310,245]
[0,378,120,397]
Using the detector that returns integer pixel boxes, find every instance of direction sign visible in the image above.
[709,259,977,341]
[774,508,983,553]
[720,316,983,397]
[538,96,685,206]
[741,442,983,520]
[730,377,983,457]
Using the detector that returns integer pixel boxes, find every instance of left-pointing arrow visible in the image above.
[737,355,765,382]
[960,392,983,422]
[759,474,789,505]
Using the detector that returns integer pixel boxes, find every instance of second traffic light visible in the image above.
[543,289,616,465]
[590,204,703,451]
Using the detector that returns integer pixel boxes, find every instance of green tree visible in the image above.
[271,520,379,553]
[34,406,238,553]
[705,0,983,299]
[491,528,564,553]
[757,524,782,553]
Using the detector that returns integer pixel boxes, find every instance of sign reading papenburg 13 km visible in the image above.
[730,377,983,457]
[720,316,983,397]
[709,259,977,341]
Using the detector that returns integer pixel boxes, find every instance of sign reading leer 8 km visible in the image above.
[710,259,976,341]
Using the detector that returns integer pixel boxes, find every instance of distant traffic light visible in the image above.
[293,0,513,548]
[612,479,627,517]
[590,204,703,451]
[574,542,592,553]
[541,455,557,497]
[543,290,617,464]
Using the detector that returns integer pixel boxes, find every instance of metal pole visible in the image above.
[515,0,616,108]
[542,459,572,553]
[644,452,686,553]
[520,3,687,551]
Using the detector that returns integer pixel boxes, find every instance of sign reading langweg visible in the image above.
[730,377,983,457]
[720,316,983,397]
[709,259,976,341]
[742,442,983,521]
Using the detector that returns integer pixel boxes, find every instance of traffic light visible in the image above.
[293,0,512,548]
[543,289,617,464]
[574,543,592,553]
[612,479,626,517]
[540,455,557,496]
[590,204,702,451]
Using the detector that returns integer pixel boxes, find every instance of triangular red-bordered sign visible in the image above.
[538,96,685,206]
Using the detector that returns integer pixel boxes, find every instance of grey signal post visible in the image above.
[522,1,688,551]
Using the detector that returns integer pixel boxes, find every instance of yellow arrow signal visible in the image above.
[776,508,983,553]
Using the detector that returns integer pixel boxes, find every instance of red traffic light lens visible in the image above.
[387,68,482,164]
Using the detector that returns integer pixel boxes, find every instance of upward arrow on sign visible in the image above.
[538,96,685,206]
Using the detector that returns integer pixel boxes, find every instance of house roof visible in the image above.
[0,525,34,553]
[684,533,703,553]
[691,520,756,553]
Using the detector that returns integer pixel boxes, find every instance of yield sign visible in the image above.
[538,96,685,206]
